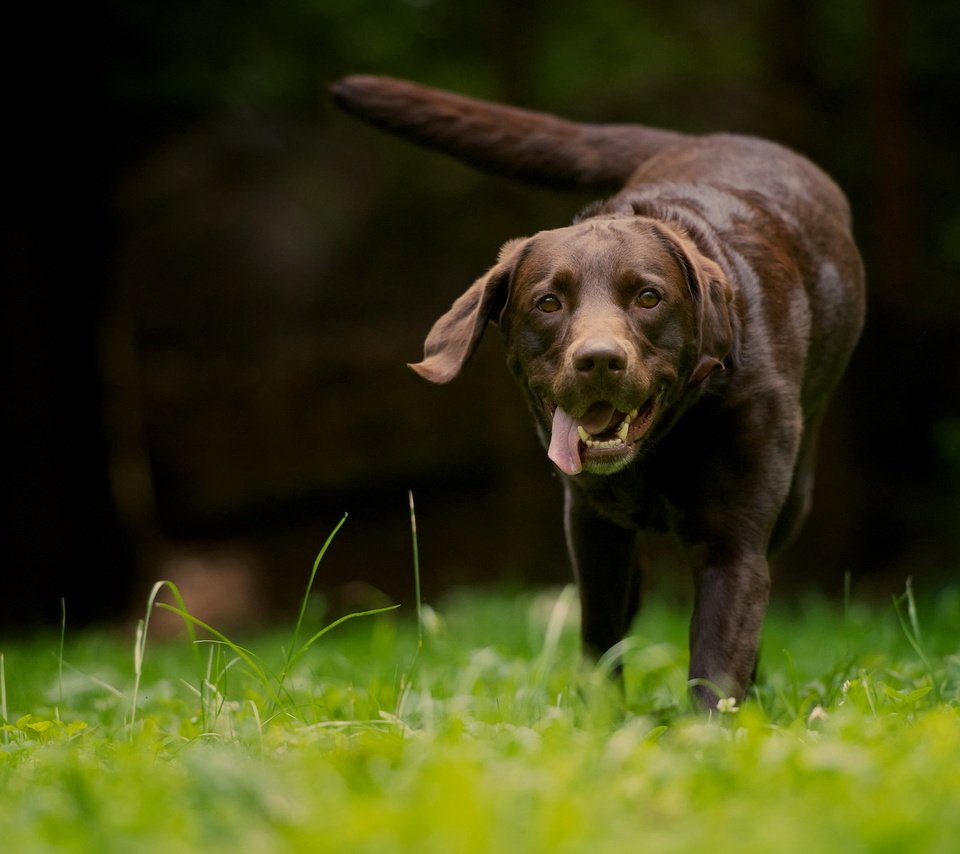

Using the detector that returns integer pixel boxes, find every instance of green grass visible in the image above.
[1,553,959,852]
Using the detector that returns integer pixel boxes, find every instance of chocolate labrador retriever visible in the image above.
[331,75,865,708]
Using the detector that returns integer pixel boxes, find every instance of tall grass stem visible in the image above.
[408,490,423,651]
[286,513,349,673]
[1,653,7,737]
[892,577,938,698]
[130,580,199,734]
[57,597,66,722]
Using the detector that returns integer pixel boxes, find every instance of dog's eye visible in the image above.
[536,295,562,313]
[637,289,661,309]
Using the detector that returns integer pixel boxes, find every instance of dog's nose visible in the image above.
[573,339,628,374]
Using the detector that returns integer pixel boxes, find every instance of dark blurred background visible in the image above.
[4,0,959,633]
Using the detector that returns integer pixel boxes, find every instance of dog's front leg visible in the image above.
[564,486,640,665]
[688,548,770,709]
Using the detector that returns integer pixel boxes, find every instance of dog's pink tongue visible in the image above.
[548,403,619,475]
[548,407,583,475]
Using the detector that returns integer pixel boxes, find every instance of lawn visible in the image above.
[1,538,958,852]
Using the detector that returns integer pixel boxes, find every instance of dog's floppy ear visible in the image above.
[652,222,735,384]
[409,238,528,384]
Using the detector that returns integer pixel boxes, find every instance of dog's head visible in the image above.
[411,216,734,475]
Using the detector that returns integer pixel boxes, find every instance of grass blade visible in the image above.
[56,597,66,722]
[409,490,423,651]
[892,577,938,698]
[281,604,400,675]
[130,580,198,732]
[154,604,270,690]
[1,653,7,741]
[281,514,349,680]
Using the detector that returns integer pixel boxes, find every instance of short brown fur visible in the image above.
[332,76,865,708]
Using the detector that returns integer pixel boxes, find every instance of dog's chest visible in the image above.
[573,468,678,533]
[569,405,731,536]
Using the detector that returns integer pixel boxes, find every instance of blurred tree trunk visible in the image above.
[868,0,917,304]
[853,0,933,571]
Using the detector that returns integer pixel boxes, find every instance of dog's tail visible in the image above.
[330,75,689,191]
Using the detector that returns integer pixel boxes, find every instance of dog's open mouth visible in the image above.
[546,393,661,476]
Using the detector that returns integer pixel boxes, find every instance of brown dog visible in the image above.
[332,76,865,708]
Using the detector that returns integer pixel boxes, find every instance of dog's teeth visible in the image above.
[584,437,624,449]
[578,410,639,450]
